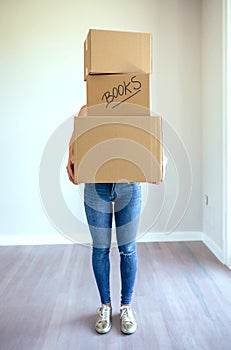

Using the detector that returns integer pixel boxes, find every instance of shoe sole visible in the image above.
[121,329,137,335]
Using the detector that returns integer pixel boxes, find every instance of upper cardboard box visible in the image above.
[87,73,150,116]
[73,116,162,183]
[84,29,152,80]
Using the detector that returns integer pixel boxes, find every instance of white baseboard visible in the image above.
[0,231,225,265]
[202,232,225,264]
[0,234,73,246]
[137,231,203,242]
[0,231,203,246]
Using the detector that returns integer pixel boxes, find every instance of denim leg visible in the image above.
[114,183,141,246]
[84,183,113,248]
[118,241,138,305]
[92,247,111,304]
[84,184,113,304]
[114,183,141,304]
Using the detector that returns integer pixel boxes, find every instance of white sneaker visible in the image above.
[120,305,137,334]
[95,304,112,334]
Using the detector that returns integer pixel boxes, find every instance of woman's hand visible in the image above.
[66,139,77,184]
[66,154,76,184]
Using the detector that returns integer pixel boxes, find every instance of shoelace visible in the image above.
[97,305,111,321]
[120,307,135,323]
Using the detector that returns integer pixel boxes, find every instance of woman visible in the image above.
[66,105,142,335]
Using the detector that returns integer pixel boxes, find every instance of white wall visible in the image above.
[0,0,202,244]
[201,0,224,255]
[227,0,231,265]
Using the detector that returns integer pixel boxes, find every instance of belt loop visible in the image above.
[111,183,115,192]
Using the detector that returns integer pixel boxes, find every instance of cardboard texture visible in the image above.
[86,73,150,116]
[73,116,163,183]
[84,29,152,80]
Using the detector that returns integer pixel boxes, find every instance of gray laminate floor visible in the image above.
[0,242,231,350]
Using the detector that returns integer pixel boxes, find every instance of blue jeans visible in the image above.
[84,183,142,305]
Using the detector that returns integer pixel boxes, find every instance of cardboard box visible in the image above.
[73,116,162,183]
[84,29,152,80]
[87,73,150,116]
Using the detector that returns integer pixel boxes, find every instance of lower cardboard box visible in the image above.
[86,73,150,116]
[73,116,163,183]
